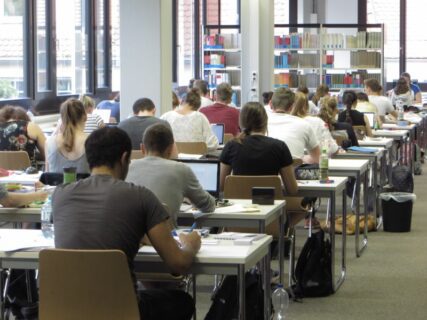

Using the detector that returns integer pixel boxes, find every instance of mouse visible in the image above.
[25,167,38,174]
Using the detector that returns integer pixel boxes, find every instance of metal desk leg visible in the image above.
[387,148,393,185]
[354,172,361,257]
[362,171,369,249]
[331,190,345,292]
[263,250,271,320]
[192,275,197,320]
[278,209,285,286]
[238,265,246,320]
[377,153,386,229]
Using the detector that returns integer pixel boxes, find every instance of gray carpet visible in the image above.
[195,162,427,319]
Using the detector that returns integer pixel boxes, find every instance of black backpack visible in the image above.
[204,269,264,320]
[292,230,333,299]
[391,166,414,192]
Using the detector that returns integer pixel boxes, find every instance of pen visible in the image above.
[171,229,178,237]
[189,222,197,232]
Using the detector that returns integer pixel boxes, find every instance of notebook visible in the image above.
[93,109,111,123]
[176,159,220,198]
[363,112,375,128]
[211,123,225,145]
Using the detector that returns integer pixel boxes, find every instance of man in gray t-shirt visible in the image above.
[126,123,216,226]
[118,97,169,149]
[52,127,201,320]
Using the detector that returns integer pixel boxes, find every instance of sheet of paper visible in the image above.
[0,229,54,252]
[214,204,260,214]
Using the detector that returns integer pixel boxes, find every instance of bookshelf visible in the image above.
[202,29,242,106]
[273,24,384,91]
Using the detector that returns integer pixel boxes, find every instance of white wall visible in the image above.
[120,0,172,118]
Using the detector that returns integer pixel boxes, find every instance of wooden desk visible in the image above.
[294,177,347,292]
[0,229,272,320]
[328,159,370,257]
[178,200,287,286]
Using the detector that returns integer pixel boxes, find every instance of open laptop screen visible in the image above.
[363,112,375,128]
[176,159,220,198]
[211,123,225,145]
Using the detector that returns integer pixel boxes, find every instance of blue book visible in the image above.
[347,146,377,154]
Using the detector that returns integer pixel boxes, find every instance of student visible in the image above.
[118,98,168,150]
[199,82,240,136]
[52,127,200,320]
[401,72,422,104]
[267,87,320,163]
[297,86,318,115]
[193,79,213,108]
[390,77,413,107]
[0,106,46,162]
[80,95,105,133]
[319,97,359,147]
[126,123,215,226]
[45,99,90,173]
[161,89,219,152]
[262,91,273,113]
[312,84,330,108]
[172,91,180,110]
[364,78,397,122]
[338,90,372,137]
[291,92,339,156]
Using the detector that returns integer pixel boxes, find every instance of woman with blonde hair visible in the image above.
[80,94,105,133]
[45,98,90,173]
[291,92,339,157]
[312,84,330,107]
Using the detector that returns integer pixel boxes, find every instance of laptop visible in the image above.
[363,112,375,129]
[176,159,220,199]
[93,109,111,124]
[211,123,225,146]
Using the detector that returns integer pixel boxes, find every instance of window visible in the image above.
[111,0,120,91]
[367,0,399,83]
[274,0,290,40]
[406,0,427,82]
[55,0,88,95]
[37,0,48,91]
[177,0,195,86]
[0,0,25,99]
[95,0,106,88]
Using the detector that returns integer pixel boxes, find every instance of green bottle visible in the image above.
[319,147,329,181]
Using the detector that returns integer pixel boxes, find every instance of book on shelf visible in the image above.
[274,32,319,49]
[204,53,225,68]
[323,71,380,89]
[274,72,319,89]
[204,33,241,49]
[324,31,381,49]
[350,51,381,68]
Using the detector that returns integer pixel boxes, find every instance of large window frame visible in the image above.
[0,0,117,112]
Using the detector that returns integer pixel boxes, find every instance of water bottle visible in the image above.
[41,195,54,238]
[396,100,404,121]
[272,284,289,319]
[319,146,329,181]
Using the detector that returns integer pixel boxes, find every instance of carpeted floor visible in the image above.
[195,161,427,319]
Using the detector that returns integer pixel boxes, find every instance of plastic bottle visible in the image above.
[319,146,329,181]
[396,100,404,121]
[41,195,54,239]
[272,284,289,320]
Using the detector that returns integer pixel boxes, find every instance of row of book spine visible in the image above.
[274,72,320,89]
[274,32,320,49]
[274,53,319,69]
[203,33,241,49]
[321,31,382,49]
[350,51,381,68]
[203,70,241,88]
[323,72,381,88]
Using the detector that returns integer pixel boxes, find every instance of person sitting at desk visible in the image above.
[365,78,398,122]
[199,82,240,136]
[45,99,90,173]
[193,79,213,108]
[126,123,215,226]
[118,97,168,150]
[52,127,201,320]
[267,87,320,163]
[401,72,422,104]
[161,88,219,152]
[220,102,302,232]
[390,77,414,107]
[80,95,105,133]
[0,106,46,163]
[338,90,373,138]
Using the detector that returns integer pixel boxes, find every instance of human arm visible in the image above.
[148,221,201,275]
[220,163,232,192]
[27,122,46,160]
[414,91,422,104]
[184,167,216,213]
[363,115,373,137]
[308,145,320,163]
[0,189,48,208]
[280,165,298,195]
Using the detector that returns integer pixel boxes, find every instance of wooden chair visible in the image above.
[130,150,144,160]
[0,151,31,170]
[176,142,208,155]
[223,133,234,144]
[39,249,139,320]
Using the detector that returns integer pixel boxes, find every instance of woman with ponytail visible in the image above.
[219,102,297,195]
[338,90,372,137]
[45,98,90,173]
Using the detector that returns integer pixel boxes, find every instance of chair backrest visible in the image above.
[223,133,234,144]
[224,175,284,200]
[39,249,139,320]
[176,142,208,155]
[130,150,144,160]
[0,151,31,170]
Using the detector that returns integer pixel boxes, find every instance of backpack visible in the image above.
[292,230,333,299]
[204,269,264,320]
[391,166,414,192]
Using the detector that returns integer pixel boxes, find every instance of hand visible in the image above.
[34,191,49,202]
[179,231,201,254]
